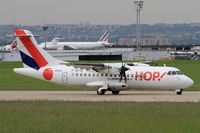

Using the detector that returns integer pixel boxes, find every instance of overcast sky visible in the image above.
[0,0,199,25]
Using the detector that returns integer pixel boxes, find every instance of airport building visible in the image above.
[118,37,171,46]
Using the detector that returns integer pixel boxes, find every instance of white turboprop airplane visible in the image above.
[2,40,17,52]
[14,29,194,95]
[39,31,112,50]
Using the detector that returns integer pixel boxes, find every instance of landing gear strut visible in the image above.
[176,89,183,95]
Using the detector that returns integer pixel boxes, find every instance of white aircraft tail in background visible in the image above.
[98,30,113,47]
[99,30,110,43]
[2,40,17,52]
[39,37,62,50]
[14,29,194,95]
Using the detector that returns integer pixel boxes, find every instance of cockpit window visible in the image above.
[171,71,177,75]
[167,71,183,75]
[167,71,171,75]
[176,71,183,75]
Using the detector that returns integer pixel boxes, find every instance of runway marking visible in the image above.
[0,91,199,102]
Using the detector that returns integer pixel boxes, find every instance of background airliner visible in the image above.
[14,29,193,95]
[39,31,112,50]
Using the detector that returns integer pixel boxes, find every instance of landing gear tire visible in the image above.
[112,91,120,95]
[176,89,183,95]
[97,89,106,95]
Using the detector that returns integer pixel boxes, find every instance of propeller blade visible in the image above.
[119,64,129,83]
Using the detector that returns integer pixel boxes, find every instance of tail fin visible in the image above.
[14,29,64,70]
[99,30,110,43]
[10,40,17,49]
[51,37,62,45]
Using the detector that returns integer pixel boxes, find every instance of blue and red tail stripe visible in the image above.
[19,51,40,70]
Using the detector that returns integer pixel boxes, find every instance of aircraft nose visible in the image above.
[184,76,194,88]
[187,77,194,87]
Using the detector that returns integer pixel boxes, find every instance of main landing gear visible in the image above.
[97,89,106,95]
[112,90,120,95]
[97,86,120,95]
[176,89,183,95]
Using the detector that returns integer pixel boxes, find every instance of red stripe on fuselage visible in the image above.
[15,30,48,68]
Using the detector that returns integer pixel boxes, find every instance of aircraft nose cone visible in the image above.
[184,77,194,88]
[188,78,194,87]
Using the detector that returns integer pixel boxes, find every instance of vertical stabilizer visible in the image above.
[14,29,65,70]
[99,31,110,43]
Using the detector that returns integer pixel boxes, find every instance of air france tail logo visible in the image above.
[100,31,109,42]
[135,71,167,81]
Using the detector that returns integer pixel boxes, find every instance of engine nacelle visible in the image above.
[101,63,125,74]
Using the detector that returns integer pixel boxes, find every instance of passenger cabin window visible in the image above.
[101,74,104,77]
[84,73,87,76]
[76,73,78,76]
[88,73,91,77]
[80,73,82,76]
[127,74,130,77]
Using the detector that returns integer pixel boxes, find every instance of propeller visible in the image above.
[119,62,129,83]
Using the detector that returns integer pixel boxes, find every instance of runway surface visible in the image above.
[0,91,199,102]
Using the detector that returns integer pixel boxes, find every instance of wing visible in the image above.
[66,63,114,73]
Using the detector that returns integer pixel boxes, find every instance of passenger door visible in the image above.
[62,72,68,84]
